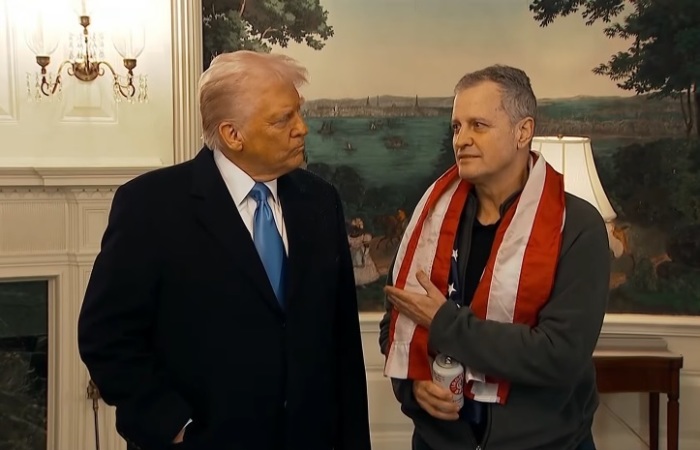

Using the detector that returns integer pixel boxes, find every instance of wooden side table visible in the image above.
[593,349,683,450]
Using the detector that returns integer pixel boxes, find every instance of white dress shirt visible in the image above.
[212,149,289,255]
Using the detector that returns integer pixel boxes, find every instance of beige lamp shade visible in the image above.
[531,136,616,222]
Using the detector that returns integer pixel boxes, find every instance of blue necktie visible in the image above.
[249,183,285,307]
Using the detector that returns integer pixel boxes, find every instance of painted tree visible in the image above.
[202,0,334,68]
[530,0,700,137]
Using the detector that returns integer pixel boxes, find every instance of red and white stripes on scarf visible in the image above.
[383,151,566,405]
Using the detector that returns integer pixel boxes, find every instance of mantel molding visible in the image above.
[0,166,160,187]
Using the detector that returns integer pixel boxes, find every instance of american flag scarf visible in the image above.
[384,151,565,404]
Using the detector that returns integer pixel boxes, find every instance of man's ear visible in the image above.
[218,122,244,152]
[515,117,535,150]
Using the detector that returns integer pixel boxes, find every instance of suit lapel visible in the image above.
[190,149,283,316]
[277,172,315,310]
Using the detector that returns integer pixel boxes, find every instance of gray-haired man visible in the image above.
[379,65,609,450]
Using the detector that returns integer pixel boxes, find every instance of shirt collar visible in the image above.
[212,149,279,206]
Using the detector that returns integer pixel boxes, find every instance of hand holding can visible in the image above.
[432,354,465,409]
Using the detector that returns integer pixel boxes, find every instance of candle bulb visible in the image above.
[73,0,92,17]
[24,10,59,57]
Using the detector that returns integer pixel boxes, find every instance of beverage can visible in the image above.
[432,353,465,409]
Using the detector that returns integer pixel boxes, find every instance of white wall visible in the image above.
[0,0,175,167]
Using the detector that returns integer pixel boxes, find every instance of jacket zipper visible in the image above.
[475,404,493,450]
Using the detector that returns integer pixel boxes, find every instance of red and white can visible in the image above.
[432,354,465,409]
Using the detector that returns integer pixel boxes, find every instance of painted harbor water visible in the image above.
[304,116,630,188]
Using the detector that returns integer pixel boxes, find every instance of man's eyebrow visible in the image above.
[452,116,491,123]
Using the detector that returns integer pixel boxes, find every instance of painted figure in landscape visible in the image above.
[347,217,381,287]
[203,0,700,315]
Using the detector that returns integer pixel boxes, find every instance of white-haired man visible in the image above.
[379,65,609,450]
[78,51,372,450]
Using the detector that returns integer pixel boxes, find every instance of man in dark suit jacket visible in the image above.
[77,50,371,450]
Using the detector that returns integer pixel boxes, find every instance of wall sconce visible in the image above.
[24,0,148,103]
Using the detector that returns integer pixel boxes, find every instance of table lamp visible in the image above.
[531,135,618,251]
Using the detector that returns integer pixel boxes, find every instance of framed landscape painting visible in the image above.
[201,0,700,315]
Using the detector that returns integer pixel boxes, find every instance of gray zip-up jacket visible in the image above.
[379,192,610,450]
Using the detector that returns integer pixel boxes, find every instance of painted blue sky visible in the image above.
[275,0,633,100]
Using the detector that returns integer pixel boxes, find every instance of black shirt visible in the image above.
[447,215,499,440]
[454,220,499,308]
[461,220,498,305]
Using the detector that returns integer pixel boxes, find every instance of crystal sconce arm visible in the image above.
[34,57,71,96]
[100,59,139,98]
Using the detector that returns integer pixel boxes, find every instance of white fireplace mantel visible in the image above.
[0,175,144,450]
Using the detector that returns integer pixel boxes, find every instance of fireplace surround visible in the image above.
[0,176,137,450]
